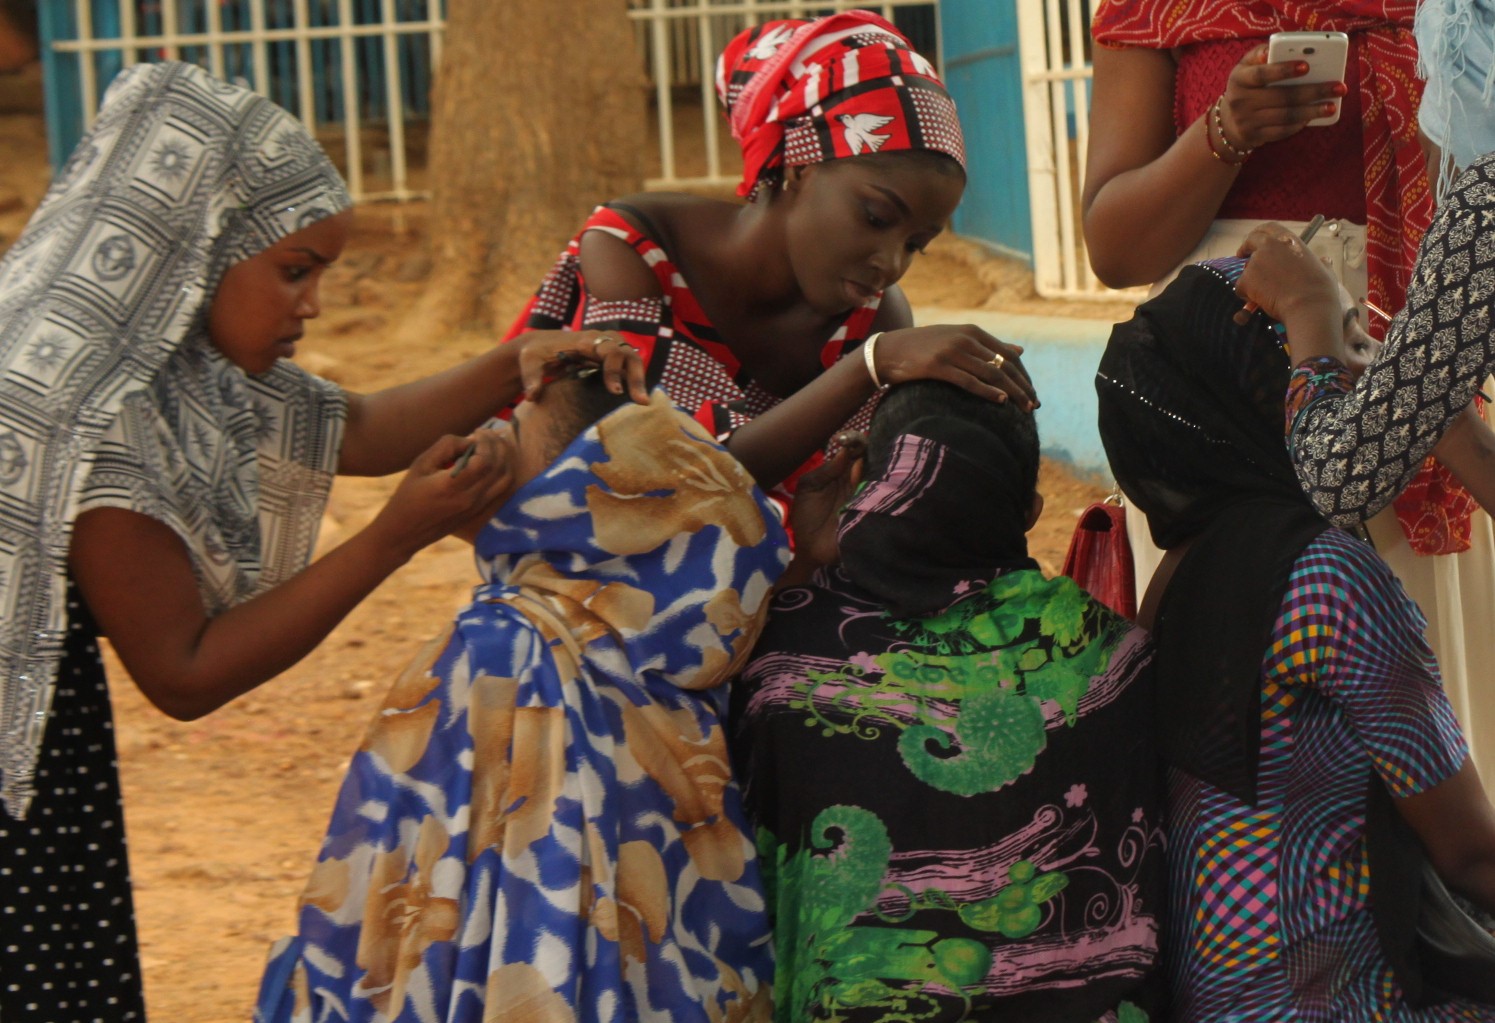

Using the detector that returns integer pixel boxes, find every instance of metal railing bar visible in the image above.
[380,0,408,197]
[120,0,137,67]
[76,0,97,121]
[336,0,363,199]
[696,10,719,181]
[649,0,676,182]
[205,0,224,79]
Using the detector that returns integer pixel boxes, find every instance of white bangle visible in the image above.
[863,331,888,390]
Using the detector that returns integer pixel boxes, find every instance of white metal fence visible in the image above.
[43,1,936,201]
[43,0,444,203]
[1016,0,1134,300]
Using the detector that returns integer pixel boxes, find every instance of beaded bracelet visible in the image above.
[863,331,888,390]
[1210,95,1254,164]
[1205,115,1243,165]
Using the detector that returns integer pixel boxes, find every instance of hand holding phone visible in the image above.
[1266,31,1349,126]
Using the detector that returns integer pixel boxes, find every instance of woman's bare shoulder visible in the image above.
[606,192,739,237]
[581,193,738,299]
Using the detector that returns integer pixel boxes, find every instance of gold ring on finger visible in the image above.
[592,334,614,352]
[989,351,1006,369]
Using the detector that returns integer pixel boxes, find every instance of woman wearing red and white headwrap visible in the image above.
[506,11,1035,511]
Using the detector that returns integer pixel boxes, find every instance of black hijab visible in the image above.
[838,382,1039,619]
[1100,259,1495,1006]
[1096,260,1329,805]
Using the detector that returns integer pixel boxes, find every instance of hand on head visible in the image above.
[512,330,649,404]
[872,325,1038,410]
[1217,44,1347,153]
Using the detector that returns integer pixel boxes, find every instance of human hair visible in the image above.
[0,0,37,40]
[851,148,967,183]
[868,379,1040,504]
[764,148,967,197]
[540,368,633,462]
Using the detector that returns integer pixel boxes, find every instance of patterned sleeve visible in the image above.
[1265,530,1468,797]
[1288,152,1495,528]
[1285,356,1354,438]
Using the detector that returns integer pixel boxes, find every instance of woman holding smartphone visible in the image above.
[1083,2,1495,798]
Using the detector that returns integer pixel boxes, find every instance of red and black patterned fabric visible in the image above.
[715,11,966,198]
[504,204,883,511]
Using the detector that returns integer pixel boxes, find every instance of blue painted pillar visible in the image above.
[38,0,123,170]
[939,0,1032,263]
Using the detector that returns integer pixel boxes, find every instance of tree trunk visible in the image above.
[403,0,645,338]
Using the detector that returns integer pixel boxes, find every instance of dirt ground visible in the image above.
[1,67,1119,1021]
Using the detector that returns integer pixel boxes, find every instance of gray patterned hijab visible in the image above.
[0,61,352,817]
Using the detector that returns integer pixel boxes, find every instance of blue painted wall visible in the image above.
[940,0,1032,262]
[914,306,1115,481]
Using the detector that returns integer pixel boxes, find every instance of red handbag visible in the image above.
[1060,496,1137,621]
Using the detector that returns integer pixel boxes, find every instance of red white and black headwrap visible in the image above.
[715,11,966,199]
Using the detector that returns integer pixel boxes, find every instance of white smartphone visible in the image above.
[1266,31,1349,126]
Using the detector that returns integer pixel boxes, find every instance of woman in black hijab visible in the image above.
[732,380,1163,1023]
[1098,255,1495,1020]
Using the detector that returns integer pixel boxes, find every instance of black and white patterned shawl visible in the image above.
[1289,151,1495,527]
[0,62,352,817]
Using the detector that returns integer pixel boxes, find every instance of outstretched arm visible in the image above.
[338,331,647,476]
[723,292,1035,488]
[1262,157,1495,525]
[70,429,514,720]
[1432,404,1495,517]
[576,228,1036,489]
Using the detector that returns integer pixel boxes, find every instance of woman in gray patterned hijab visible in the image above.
[0,61,643,1021]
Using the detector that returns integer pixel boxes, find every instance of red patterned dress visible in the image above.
[506,203,885,505]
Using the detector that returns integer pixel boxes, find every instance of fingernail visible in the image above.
[1322,102,1337,115]
[1332,82,1347,96]
[1296,62,1309,74]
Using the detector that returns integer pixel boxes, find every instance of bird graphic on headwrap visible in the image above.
[715,11,965,198]
[748,23,794,60]
[839,112,895,155]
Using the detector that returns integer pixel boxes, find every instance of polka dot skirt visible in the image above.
[0,582,146,1022]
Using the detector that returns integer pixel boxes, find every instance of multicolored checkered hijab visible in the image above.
[715,11,966,199]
